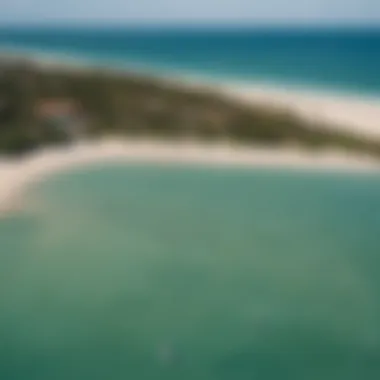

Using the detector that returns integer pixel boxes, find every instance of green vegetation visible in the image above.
[1,57,380,157]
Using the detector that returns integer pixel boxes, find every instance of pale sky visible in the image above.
[1,0,380,25]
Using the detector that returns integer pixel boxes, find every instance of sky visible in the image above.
[0,0,380,25]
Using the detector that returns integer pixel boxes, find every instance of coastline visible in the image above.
[0,138,379,215]
[157,75,380,140]
[222,84,380,140]
[2,47,380,140]
[1,49,380,216]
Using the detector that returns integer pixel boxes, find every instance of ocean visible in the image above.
[1,27,380,96]
[1,163,380,379]
[1,27,380,379]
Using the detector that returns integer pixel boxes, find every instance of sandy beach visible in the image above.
[102,61,380,141]
[110,67,380,140]
[224,84,380,140]
[0,139,379,215]
[2,49,380,140]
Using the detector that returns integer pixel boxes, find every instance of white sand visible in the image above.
[224,84,380,140]
[167,76,380,140]
[134,70,380,140]
[3,49,380,139]
[0,139,379,215]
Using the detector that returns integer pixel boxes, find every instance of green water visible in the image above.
[1,164,380,380]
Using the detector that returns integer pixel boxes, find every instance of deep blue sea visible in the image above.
[1,27,380,95]
[0,164,380,379]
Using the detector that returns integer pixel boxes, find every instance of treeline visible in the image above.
[0,57,380,157]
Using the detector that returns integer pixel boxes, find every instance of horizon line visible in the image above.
[0,22,380,30]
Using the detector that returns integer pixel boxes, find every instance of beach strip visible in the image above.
[0,139,379,215]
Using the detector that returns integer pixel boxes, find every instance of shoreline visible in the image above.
[0,139,379,216]
[1,49,380,216]
[2,47,380,140]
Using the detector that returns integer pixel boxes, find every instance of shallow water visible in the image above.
[0,164,380,379]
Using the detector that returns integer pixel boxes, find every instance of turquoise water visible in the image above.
[1,163,380,379]
[1,27,380,96]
